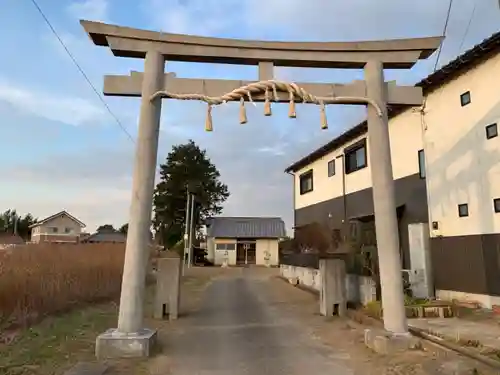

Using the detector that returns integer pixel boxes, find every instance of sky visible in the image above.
[0,0,499,233]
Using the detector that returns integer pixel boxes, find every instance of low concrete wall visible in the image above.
[280,264,376,305]
[281,263,321,290]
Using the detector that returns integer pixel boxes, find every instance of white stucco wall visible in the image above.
[423,52,500,237]
[256,239,279,266]
[213,238,237,266]
[206,237,215,261]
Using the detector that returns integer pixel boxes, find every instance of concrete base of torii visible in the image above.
[95,328,158,359]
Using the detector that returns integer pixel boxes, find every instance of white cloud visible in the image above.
[147,0,243,36]
[0,79,106,126]
[67,0,109,22]
[255,145,287,156]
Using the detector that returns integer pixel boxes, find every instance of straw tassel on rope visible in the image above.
[239,97,247,124]
[288,91,296,118]
[319,101,328,130]
[205,104,213,131]
[264,88,272,116]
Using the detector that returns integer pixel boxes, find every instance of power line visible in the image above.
[29,0,135,143]
[418,0,455,226]
[433,0,455,72]
[29,0,168,213]
[421,0,454,112]
[458,0,477,53]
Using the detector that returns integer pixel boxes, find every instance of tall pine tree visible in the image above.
[153,140,229,248]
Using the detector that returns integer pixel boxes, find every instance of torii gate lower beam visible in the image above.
[102,71,424,106]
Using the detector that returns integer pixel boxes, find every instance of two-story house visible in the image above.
[285,31,500,308]
[30,211,86,244]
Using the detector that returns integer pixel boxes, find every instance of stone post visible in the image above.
[364,60,408,335]
[95,49,164,359]
[154,256,182,320]
[319,258,347,317]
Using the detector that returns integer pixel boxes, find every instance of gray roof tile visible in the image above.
[206,217,286,238]
[85,231,126,243]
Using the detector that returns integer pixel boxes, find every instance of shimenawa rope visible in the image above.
[150,80,383,132]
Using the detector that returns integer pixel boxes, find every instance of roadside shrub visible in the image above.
[0,243,125,330]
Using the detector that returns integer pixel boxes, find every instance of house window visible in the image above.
[299,170,313,194]
[344,139,367,174]
[216,243,236,250]
[418,149,426,179]
[458,203,469,218]
[50,227,58,233]
[494,198,500,213]
[486,123,498,139]
[64,227,72,234]
[327,159,336,177]
[460,91,471,107]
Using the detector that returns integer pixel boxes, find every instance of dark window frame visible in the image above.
[458,203,469,218]
[494,198,500,213]
[460,91,471,107]
[344,139,367,175]
[216,243,236,250]
[418,149,426,179]
[486,123,498,140]
[299,169,314,195]
[327,159,336,177]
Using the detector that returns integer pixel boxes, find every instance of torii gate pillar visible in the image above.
[365,60,407,335]
[95,50,164,359]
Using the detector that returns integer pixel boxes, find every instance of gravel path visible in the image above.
[163,268,354,375]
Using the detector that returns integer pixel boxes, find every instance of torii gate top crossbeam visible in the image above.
[80,20,442,69]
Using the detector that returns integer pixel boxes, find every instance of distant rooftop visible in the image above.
[84,230,126,243]
[29,210,86,228]
[206,217,286,239]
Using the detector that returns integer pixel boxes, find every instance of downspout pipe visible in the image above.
[286,171,295,234]
[335,155,347,224]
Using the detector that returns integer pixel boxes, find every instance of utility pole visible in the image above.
[187,192,196,268]
[13,216,19,236]
[183,187,191,274]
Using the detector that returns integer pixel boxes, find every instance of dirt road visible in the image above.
[162,268,354,375]
[144,267,490,375]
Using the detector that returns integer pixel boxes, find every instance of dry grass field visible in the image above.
[0,243,126,331]
[0,245,215,375]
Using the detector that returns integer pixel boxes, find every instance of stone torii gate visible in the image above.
[81,20,441,358]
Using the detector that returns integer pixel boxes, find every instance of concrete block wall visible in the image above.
[280,264,376,305]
